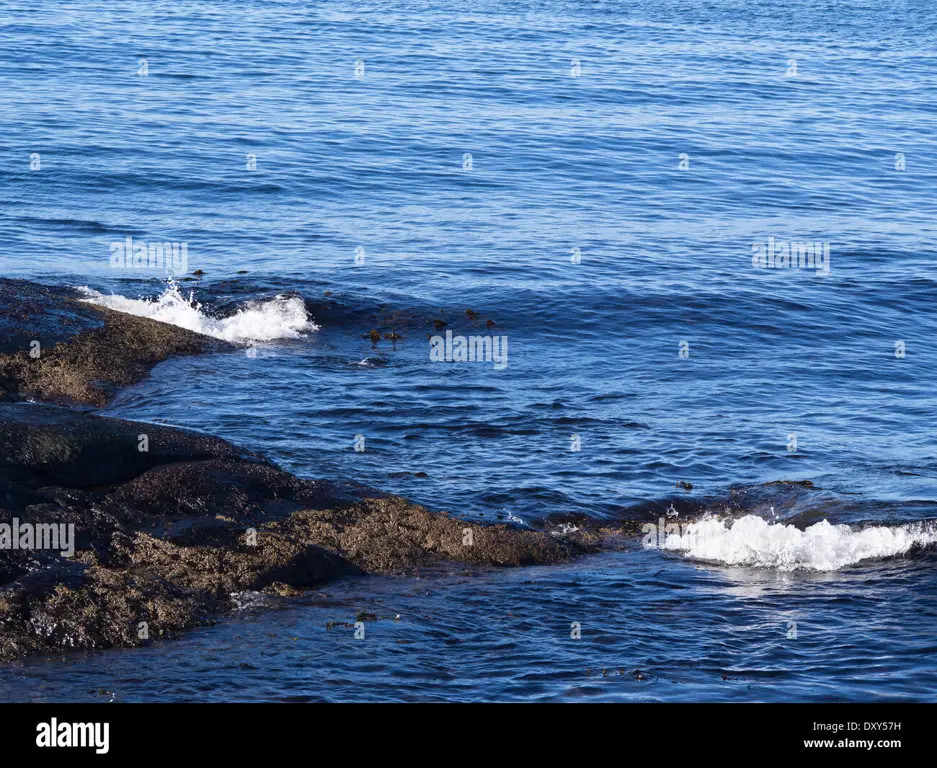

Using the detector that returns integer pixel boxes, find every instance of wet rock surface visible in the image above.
[0,280,593,661]
[0,402,582,661]
[0,278,225,406]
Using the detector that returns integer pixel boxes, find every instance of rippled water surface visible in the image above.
[1,0,936,701]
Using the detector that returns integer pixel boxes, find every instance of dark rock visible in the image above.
[0,404,263,489]
[0,278,229,406]
[0,404,581,661]
[0,279,618,664]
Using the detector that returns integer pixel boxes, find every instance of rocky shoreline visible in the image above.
[0,279,225,407]
[0,279,624,662]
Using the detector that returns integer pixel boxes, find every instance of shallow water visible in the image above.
[4,548,937,702]
[1,0,937,701]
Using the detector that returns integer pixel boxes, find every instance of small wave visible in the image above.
[78,282,317,344]
[230,591,277,610]
[356,356,387,367]
[660,514,937,572]
[550,523,580,537]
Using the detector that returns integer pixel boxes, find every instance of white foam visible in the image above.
[660,514,937,572]
[78,283,317,344]
[550,523,580,537]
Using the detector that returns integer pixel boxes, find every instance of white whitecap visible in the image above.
[659,514,937,572]
[77,282,317,344]
[550,523,580,537]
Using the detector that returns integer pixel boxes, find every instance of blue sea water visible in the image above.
[1,0,937,701]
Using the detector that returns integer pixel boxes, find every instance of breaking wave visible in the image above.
[660,514,937,572]
[77,283,316,343]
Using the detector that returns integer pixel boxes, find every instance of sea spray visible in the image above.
[78,282,317,343]
[657,515,937,572]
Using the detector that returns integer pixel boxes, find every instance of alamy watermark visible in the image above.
[36,718,109,754]
[110,236,188,273]
[0,519,75,557]
[641,516,721,550]
[429,330,508,370]
[752,237,830,275]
